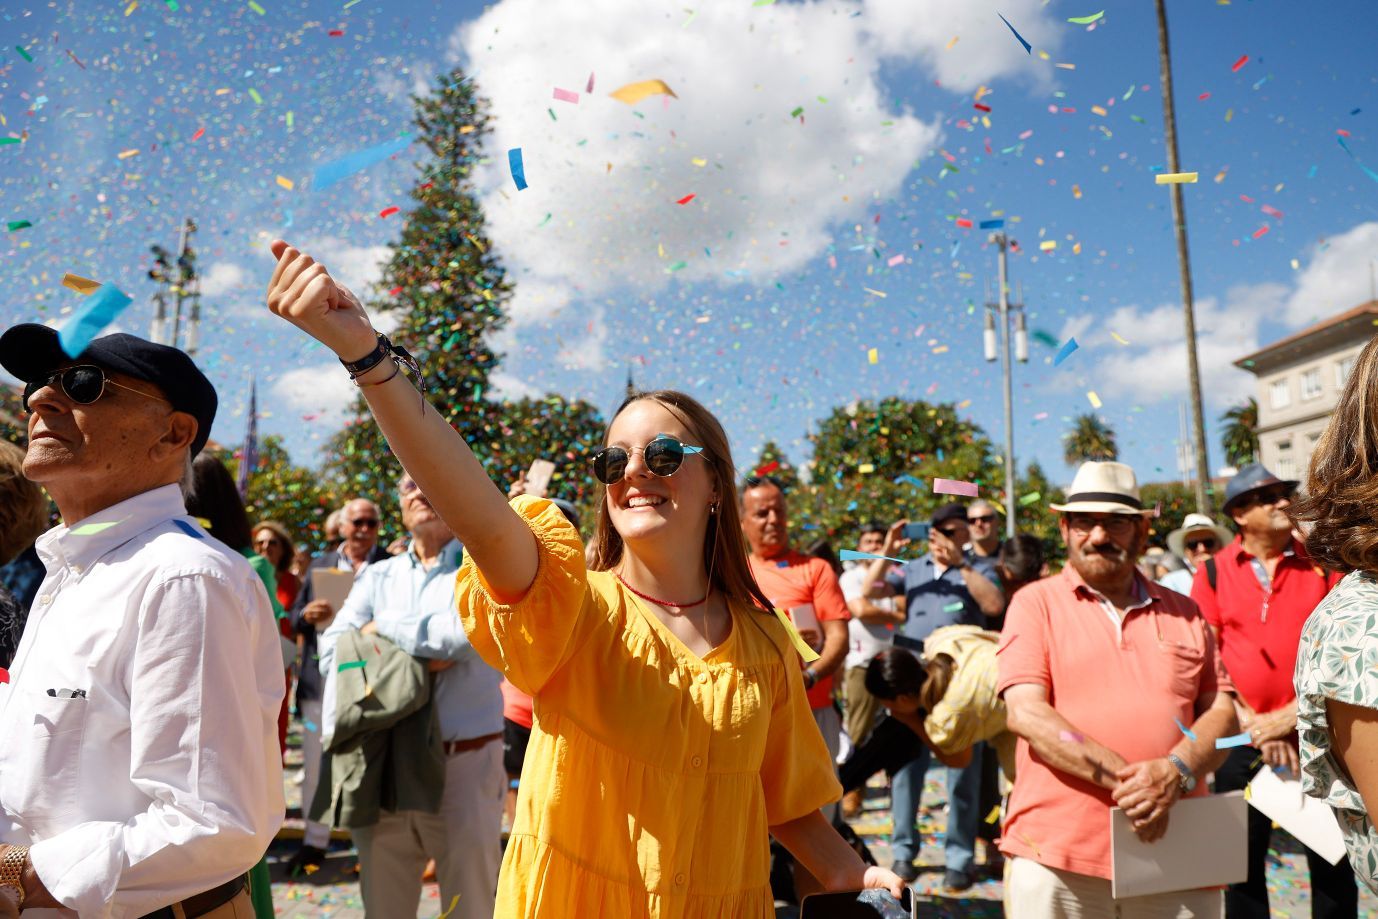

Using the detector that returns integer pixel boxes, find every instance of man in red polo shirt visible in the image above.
[741,476,850,817]
[1192,464,1356,918]
[998,462,1238,916]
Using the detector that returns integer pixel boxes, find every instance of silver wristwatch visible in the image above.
[1167,753,1197,793]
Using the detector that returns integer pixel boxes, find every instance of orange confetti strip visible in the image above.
[1231,54,1248,72]
[379,206,400,218]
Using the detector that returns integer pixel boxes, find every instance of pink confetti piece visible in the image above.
[1252,224,1270,239]
[887,254,905,267]
[1059,730,1083,743]
[933,478,979,498]
[553,87,579,104]
[586,72,595,93]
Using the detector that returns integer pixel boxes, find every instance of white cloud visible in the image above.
[200,261,249,298]
[1285,221,1378,326]
[487,369,541,401]
[449,0,1064,335]
[270,363,359,428]
[1056,282,1289,407]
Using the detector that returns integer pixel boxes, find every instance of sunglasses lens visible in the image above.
[644,438,685,477]
[64,367,106,404]
[593,448,628,485]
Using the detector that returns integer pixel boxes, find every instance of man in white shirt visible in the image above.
[0,325,284,917]
[317,473,504,919]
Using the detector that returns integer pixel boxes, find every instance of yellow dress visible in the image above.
[922,625,1016,781]
[455,497,841,918]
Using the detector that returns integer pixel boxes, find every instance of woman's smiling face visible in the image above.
[603,399,715,547]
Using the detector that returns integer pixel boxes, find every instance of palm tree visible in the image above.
[1219,398,1259,468]
[1064,413,1118,467]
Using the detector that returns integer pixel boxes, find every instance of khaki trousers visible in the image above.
[842,665,883,747]
[1005,857,1223,919]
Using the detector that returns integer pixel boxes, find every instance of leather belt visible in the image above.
[442,731,503,756]
[139,874,247,919]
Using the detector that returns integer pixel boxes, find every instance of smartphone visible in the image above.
[524,458,556,498]
[800,887,915,919]
[903,522,930,541]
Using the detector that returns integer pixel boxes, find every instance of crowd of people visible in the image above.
[0,239,1377,918]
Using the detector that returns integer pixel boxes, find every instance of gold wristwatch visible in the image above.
[0,844,27,908]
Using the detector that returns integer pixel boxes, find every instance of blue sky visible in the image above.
[2,0,1376,498]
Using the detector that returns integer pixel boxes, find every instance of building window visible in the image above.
[1270,378,1291,409]
[1301,368,1323,401]
[1276,440,1295,480]
[1338,356,1357,387]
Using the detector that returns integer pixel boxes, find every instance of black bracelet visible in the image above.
[340,333,390,377]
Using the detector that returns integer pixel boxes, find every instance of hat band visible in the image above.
[1064,491,1141,509]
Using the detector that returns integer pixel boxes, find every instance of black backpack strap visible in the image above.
[1206,557,1217,593]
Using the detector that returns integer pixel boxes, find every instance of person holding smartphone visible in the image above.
[858,505,1005,890]
[262,240,905,918]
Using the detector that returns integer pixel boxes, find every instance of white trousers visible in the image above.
[352,739,505,919]
[1005,856,1223,919]
[299,697,331,849]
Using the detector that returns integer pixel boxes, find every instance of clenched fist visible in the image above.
[266,239,378,361]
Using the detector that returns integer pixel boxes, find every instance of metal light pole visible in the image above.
[984,233,1028,540]
[147,218,202,355]
[1155,0,1213,516]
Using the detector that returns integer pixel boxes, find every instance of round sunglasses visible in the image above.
[591,434,706,485]
[22,364,164,413]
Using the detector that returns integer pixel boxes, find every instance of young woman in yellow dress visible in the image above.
[264,240,905,918]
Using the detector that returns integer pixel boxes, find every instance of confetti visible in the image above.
[934,478,979,498]
[676,193,695,205]
[190,126,205,141]
[1231,54,1248,72]
[247,0,265,13]
[338,660,367,672]
[610,79,677,105]
[1020,492,1042,506]
[59,285,134,358]
[1216,732,1253,749]
[378,206,400,218]
[839,550,909,565]
[552,87,579,104]
[867,347,879,364]
[943,601,965,613]
[858,463,875,474]
[887,254,905,267]
[7,220,31,232]
[1067,11,1104,24]
[71,520,121,535]
[997,12,1032,54]
[1175,717,1198,741]
[508,148,527,190]
[312,133,414,191]
[117,149,140,160]
[61,273,101,294]
[15,46,32,63]
[248,87,263,105]
[1155,172,1199,184]
[985,805,1001,824]
[979,219,1005,229]
[1058,730,1084,743]
[1110,332,1129,345]
[275,175,294,190]
[1039,240,1057,251]
[1087,391,1103,409]
[438,895,461,919]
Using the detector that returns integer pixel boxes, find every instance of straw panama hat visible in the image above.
[1167,513,1234,558]
[1049,461,1155,516]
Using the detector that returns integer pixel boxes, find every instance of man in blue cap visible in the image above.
[0,324,284,915]
[1192,462,1356,918]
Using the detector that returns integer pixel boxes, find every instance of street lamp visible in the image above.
[147,218,202,355]
[984,232,1028,541]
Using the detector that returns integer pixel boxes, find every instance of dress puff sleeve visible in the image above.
[454,495,592,696]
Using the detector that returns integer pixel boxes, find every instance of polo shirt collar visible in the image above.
[37,483,191,575]
[1059,564,1156,610]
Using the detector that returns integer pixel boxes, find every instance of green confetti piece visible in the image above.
[343,0,363,7]
[164,0,179,10]
[1067,11,1104,24]
[338,660,366,672]
[285,110,294,128]
[72,521,121,536]
[665,260,687,273]
[248,87,263,105]
[15,46,32,63]
[0,137,20,146]
[1019,492,1042,506]
[943,602,965,613]
[248,0,266,13]
[547,107,557,121]
[790,106,804,118]
[7,220,31,232]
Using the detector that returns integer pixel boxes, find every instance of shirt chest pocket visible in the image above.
[1157,642,1206,700]
[1,690,89,827]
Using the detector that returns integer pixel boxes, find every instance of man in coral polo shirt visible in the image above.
[741,476,850,818]
[997,462,1238,917]
[1193,464,1355,918]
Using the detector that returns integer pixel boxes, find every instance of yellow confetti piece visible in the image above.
[117,148,139,159]
[867,347,879,364]
[932,345,949,354]
[275,175,294,190]
[459,125,475,134]
[1072,184,1082,199]
[1290,258,1300,270]
[61,273,100,294]
[248,87,263,105]
[985,805,1001,825]
[1225,108,1234,122]
[124,0,138,14]
[1091,105,1107,117]
[1087,391,1103,409]
[863,287,887,298]
[1155,172,1198,184]
[1111,332,1130,345]
[215,88,231,95]
[946,35,960,50]
[438,895,461,919]
[1039,240,1057,251]
[610,79,677,105]
[247,0,265,13]
[772,608,821,663]
[1055,62,1076,70]
[1214,168,1228,183]
[1072,242,1082,255]
[858,463,875,474]
[1037,50,1050,60]
[691,157,707,166]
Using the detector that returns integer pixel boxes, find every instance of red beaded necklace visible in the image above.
[615,572,709,609]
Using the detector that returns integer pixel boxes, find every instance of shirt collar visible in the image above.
[1060,564,1155,610]
[1228,534,1301,564]
[36,483,191,575]
[404,538,464,570]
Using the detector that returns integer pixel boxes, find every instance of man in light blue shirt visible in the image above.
[319,473,503,919]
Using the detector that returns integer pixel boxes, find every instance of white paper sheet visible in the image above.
[310,567,356,612]
[1110,792,1248,899]
[1246,764,1347,865]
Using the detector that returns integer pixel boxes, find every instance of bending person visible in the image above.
[263,240,904,918]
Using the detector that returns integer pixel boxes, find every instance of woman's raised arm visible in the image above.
[265,239,537,601]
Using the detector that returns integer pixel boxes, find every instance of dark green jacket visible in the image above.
[309,630,444,828]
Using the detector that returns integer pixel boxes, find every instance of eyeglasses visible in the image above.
[1185,538,1218,551]
[935,526,965,538]
[349,518,379,528]
[1067,514,1138,535]
[1243,486,1295,508]
[22,364,165,413]
[399,479,420,495]
[968,514,996,524]
[591,434,706,485]
[253,536,283,549]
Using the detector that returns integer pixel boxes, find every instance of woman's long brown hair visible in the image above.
[1293,335,1378,576]
[586,390,775,614]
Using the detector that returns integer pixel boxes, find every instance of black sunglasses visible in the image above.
[349,518,379,528]
[1185,538,1218,551]
[1245,486,1295,507]
[591,434,706,485]
[936,526,965,538]
[22,364,163,413]
[968,514,996,524]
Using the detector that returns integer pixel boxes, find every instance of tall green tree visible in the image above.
[324,68,513,500]
[218,435,342,553]
[484,395,606,535]
[1014,460,1068,565]
[749,440,801,492]
[1219,398,1259,467]
[1063,413,1118,467]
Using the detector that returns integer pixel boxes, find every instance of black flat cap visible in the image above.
[931,502,970,527]
[0,323,218,456]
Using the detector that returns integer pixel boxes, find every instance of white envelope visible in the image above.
[1111,792,1248,899]
[1246,764,1347,865]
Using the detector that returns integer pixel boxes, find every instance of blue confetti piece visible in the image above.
[893,474,925,488]
[997,12,1032,54]
[59,284,133,358]
[1215,732,1252,749]
[312,133,414,191]
[1052,337,1079,367]
[1174,717,1197,741]
[508,147,528,190]
[978,219,1005,230]
[304,720,319,733]
[839,549,909,565]
[171,519,206,539]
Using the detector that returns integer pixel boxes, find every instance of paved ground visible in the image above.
[266,719,1373,917]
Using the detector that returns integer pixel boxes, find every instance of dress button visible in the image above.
[675,873,687,886]
[696,672,709,684]
[39,595,52,605]
[691,755,703,768]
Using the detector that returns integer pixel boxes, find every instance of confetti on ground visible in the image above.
[59,285,134,357]
[1087,391,1103,409]
[1067,11,1104,24]
[312,133,414,191]
[997,12,1032,54]
[1175,718,1198,741]
[1216,732,1253,749]
[508,148,527,190]
[610,79,677,105]
[552,87,579,104]
[934,478,979,498]
[61,273,101,294]
[1155,172,1199,184]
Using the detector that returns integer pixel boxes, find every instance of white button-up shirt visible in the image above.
[0,484,285,917]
